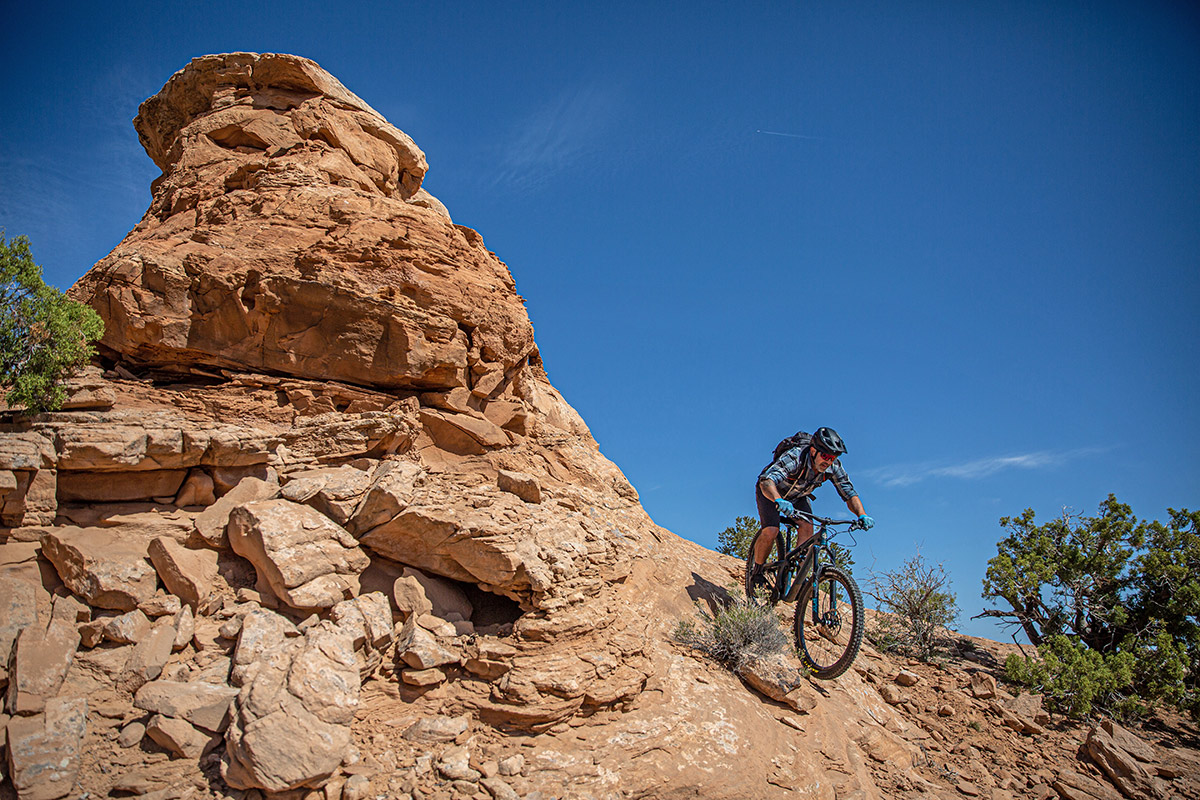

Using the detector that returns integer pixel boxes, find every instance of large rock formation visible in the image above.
[70,52,535,392]
[1,52,1196,800]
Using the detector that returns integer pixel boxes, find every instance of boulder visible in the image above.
[174,469,216,507]
[224,624,359,792]
[1085,725,1167,800]
[148,536,220,610]
[329,593,393,652]
[392,575,433,618]
[1101,719,1158,763]
[401,667,447,687]
[330,592,394,678]
[280,464,375,526]
[737,655,819,714]
[139,593,181,617]
[135,679,239,732]
[0,577,40,677]
[6,619,79,716]
[172,604,195,651]
[193,475,280,548]
[396,618,460,670]
[118,617,177,692]
[228,499,369,610]
[40,527,158,611]
[497,469,541,504]
[231,609,299,686]
[103,610,153,644]
[345,460,422,535]
[970,672,997,699]
[420,409,509,453]
[5,696,87,800]
[146,713,222,759]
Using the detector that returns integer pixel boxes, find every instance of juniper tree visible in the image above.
[982,495,1200,717]
[1,234,104,413]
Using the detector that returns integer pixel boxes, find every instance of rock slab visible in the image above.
[5,696,87,800]
[40,527,157,611]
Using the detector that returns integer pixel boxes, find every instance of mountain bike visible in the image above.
[744,511,866,679]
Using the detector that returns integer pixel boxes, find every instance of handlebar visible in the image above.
[780,510,867,532]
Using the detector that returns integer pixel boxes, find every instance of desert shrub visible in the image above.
[1004,634,1138,719]
[1,234,104,413]
[982,496,1199,718]
[673,588,789,674]
[867,552,959,661]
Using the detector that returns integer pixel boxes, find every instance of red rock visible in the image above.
[4,697,87,800]
[147,536,219,610]
[40,527,158,611]
[228,499,368,610]
[6,619,79,716]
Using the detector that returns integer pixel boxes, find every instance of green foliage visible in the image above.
[716,516,760,558]
[1004,635,1137,718]
[673,587,789,674]
[983,496,1200,718]
[1,234,103,413]
[867,552,959,661]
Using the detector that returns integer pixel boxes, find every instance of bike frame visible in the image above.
[775,512,858,613]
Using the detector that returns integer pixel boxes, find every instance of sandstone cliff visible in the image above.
[2,53,1196,800]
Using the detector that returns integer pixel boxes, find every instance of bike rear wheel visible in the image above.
[744,530,787,605]
[794,565,863,679]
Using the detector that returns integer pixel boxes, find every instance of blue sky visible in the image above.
[2,1,1197,640]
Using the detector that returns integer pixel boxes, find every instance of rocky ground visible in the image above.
[3,52,1198,800]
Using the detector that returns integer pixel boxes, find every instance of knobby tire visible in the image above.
[794,565,864,679]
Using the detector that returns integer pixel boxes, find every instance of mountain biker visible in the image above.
[749,427,874,595]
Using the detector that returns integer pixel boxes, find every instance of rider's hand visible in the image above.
[858,514,875,530]
[775,498,795,517]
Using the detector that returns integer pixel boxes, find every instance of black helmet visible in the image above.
[812,427,847,456]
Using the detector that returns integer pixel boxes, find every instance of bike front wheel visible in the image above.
[794,565,863,679]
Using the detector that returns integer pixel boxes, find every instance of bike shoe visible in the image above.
[748,564,769,600]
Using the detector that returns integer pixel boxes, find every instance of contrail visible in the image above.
[756,129,827,140]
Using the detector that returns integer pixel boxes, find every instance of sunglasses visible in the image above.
[814,450,837,460]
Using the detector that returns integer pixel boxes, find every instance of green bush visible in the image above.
[867,552,959,661]
[673,588,789,674]
[1004,634,1137,719]
[1,234,103,413]
[983,496,1199,718]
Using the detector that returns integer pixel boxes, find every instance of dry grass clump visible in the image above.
[673,588,790,674]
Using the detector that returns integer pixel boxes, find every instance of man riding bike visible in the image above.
[749,427,874,596]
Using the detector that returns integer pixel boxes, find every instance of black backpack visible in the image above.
[772,430,811,463]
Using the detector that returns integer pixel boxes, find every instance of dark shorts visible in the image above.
[755,484,811,530]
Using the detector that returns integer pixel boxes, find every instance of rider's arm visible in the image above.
[846,495,866,517]
[758,479,781,501]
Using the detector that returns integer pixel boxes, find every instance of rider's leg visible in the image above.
[752,525,779,565]
[752,484,782,567]
[794,496,814,549]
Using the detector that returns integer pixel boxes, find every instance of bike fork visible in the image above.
[811,568,840,622]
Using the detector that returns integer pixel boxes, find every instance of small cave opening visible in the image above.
[462,581,524,635]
